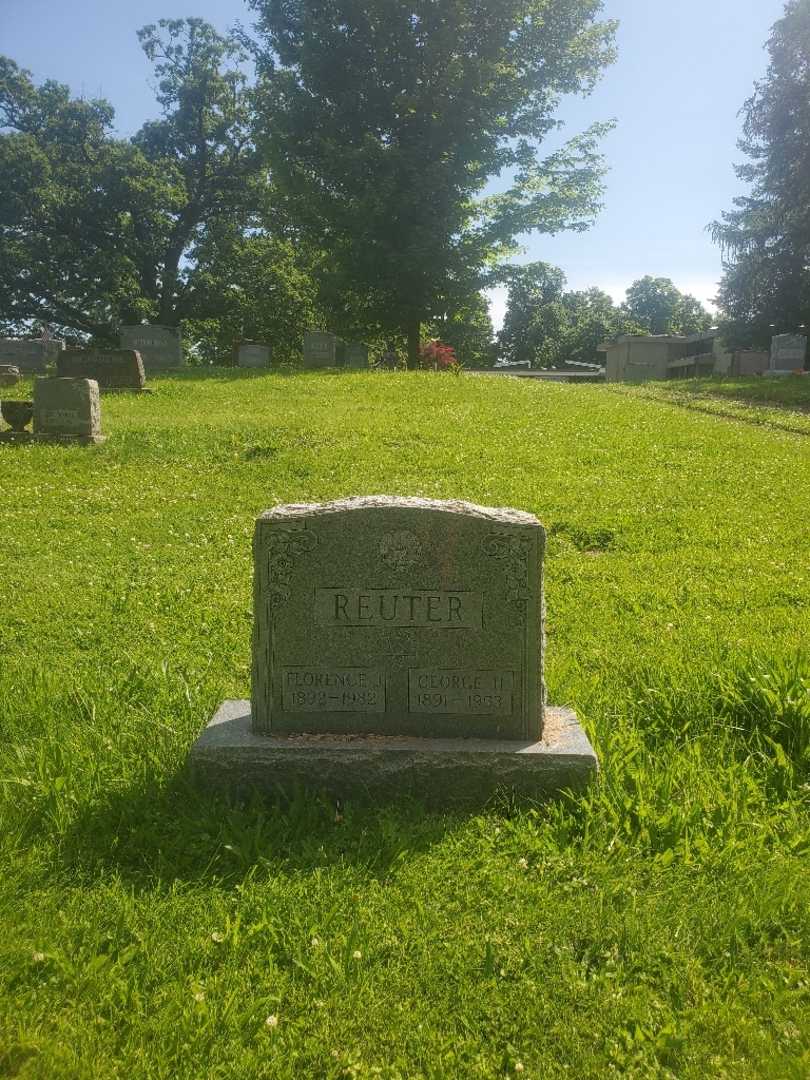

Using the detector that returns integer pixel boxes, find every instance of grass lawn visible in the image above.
[610,374,810,436]
[1,370,808,1078]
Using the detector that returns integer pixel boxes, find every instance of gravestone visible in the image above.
[33,377,104,443]
[56,349,147,391]
[303,331,342,369]
[374,349,399,371]
[190,496,597,805]
[769,333,806,374]
[252,498,544,739]
[0,338,64,373]
[120,325,182,370]
[236,342,271,369]
[344,343,369,370]
[0,365,21,388]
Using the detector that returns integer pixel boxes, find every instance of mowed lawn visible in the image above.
[1,370,808,1079]
[611,373,810,436]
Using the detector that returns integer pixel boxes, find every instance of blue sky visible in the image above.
[1,0,786,326]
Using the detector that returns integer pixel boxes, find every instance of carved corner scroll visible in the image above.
[483,532,532,612]
[267,528,318,603]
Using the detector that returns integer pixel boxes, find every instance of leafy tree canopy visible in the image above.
[247,0,617,365]
[497,262,644,367]
[711,0,810,351]
[619,276,712,337]
[0,19,277,345]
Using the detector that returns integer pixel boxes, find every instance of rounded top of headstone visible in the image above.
[258,495,541,528]
[35,375,99,389]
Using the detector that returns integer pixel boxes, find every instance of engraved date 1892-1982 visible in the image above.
[282,667,386,713]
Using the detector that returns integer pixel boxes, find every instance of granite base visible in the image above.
[0,431,106,445]
[188,699,599,807]
[103,387,152,394]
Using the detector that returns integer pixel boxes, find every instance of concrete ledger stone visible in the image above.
[189,699,598,806]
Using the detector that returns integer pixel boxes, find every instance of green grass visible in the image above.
[610,374,810,436]
[1,370,809,1078]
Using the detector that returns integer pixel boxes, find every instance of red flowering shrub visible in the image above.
[419,339,459,371]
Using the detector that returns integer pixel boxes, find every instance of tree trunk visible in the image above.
[406,319,421,370]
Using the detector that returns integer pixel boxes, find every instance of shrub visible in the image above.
[419,339,459,371]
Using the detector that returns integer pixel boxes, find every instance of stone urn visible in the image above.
[1,399,34,432]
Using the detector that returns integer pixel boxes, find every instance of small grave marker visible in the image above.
[236,342,271,369]
[32,377,105,444]
[303,331,343,369]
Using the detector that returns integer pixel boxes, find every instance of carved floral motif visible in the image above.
[484,532,532,612]
[266,528,317,602]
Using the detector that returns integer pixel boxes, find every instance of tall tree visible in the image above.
[133,18,262,326]
[0,19,270,340]
[711,0,810,352]
[497,262,568,367]
[620,276,712,336]
[185,219,323,363]
[428,291,494,367]
[498,263,643,367]
[561,286,635,365]
[248,0,616,366]
[0,57,152,338]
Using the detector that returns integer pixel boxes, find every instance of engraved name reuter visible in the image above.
[314,588,482,628]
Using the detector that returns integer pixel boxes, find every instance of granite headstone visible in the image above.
[770,333,807,372]
[120,325,182,370]
[251,497,544,740]
[0,339,64,374]
[303,331,343,369]
[237,342,271,369]
[191,496,598,805]
[33,377,103,442]
[56,349,146,390]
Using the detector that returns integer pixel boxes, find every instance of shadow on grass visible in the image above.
[55,766,467,891]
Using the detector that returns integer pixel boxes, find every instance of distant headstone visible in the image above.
[375,349,399,371]
[303,331,342,369]
[33,377,104,443]
[190,496,598,805]
[0,365,21,388]
[236,342,271,369]
[0,339,64,373]
[56,349,146,391]
[120,325,182,370]
[770,333,806,372]
[344,343,369,369]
